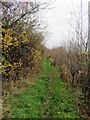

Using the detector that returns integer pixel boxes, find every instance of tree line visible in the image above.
[0,1,50,94]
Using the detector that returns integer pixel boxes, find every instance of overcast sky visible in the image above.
[9,0,90,49]
[44,0,89,49]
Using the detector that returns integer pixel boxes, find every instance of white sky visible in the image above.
[4,0,89,49]
[44,0,89,49]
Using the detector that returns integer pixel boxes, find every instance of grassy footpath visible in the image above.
[3,59,82,118]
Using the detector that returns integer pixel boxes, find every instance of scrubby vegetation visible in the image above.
[45,36,90,117]
[1,1,46,94]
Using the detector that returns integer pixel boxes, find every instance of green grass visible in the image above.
[3,59,82,118]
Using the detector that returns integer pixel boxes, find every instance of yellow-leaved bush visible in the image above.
[1,27,43,81]
[2,28,18,51]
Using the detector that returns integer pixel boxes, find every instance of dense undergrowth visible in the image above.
[3,59,82,118]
